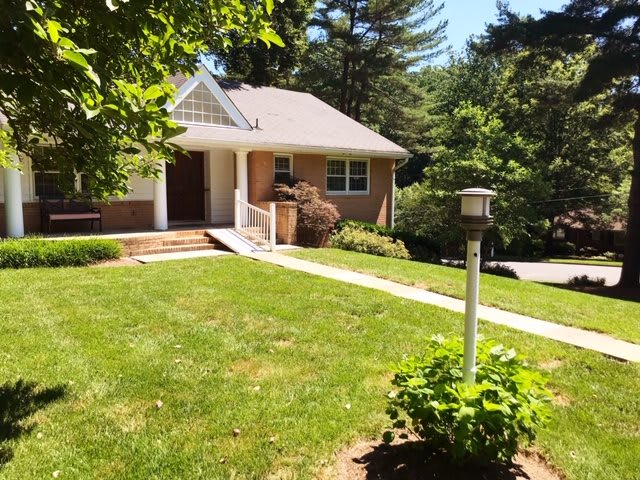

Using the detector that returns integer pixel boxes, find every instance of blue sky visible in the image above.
[437,0,567,60]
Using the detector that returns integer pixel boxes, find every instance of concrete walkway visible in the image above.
[243,252,640,363]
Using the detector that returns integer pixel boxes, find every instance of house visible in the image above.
[553,211,626,255]
[0,66,410,239]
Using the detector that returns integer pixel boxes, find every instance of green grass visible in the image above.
[545,258,623,267]
[0,257,638,479]
[289,248,640,344]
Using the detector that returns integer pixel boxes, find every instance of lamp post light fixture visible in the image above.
[458,188,495,385]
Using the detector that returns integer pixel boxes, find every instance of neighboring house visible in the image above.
[553,211,626,254]
[0,66,409,237]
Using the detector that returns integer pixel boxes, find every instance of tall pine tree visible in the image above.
[209,0,314,86]
[299,0,446,122]
[486,0,640,287]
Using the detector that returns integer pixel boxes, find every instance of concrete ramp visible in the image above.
[207,229,266,254]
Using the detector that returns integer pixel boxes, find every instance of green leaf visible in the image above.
[382,430,395,444]
[264,0,274,15]
[260,31,284,48]
[46,20,62,43]
[62,51,89,69]
[143,85,164,101]
[458,406,476,420]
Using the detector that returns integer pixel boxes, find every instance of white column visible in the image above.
[153,160,168,231]
[234,151,249,203]
[462,233,482,385]
[3,159,25,238]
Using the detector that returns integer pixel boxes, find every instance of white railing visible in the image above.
[234,189,276,251]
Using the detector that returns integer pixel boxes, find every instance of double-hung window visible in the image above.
[326,158,369,195]
[274,154,293,184]
[31,147,90,198]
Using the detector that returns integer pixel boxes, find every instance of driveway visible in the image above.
[493,261,621,286]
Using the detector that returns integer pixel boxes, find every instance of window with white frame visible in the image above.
[172,82,237,127]
[31,147,90,198]
[326,158,369,194]
[274,154,293,184]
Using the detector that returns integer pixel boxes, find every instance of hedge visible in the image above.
[0,238,122,268]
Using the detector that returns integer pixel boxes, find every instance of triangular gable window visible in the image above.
[172,82,237,127]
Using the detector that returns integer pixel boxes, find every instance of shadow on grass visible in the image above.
[353,441,534,480]
[539,282,640,303]
[0,380,67,467]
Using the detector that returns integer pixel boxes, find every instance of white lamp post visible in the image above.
[458,188,495,385]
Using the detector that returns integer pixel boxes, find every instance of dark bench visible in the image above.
[40,198,102,233]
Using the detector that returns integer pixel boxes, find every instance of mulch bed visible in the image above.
[90,257,142,268]
[333,437,563,480]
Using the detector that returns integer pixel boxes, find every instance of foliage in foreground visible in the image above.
[1,0,281,199]
[0,238,121,268]
[330,225,410,259]
[385,336,552,464]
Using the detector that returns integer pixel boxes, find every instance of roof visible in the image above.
[556,210,626,232]
[168,70,409,158]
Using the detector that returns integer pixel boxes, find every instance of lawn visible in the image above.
[545,258,623,267]
[289,249,640,344]
[0,256,639,479]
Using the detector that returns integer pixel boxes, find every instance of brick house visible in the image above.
[0,66,409,238]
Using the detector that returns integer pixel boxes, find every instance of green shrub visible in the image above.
[0,238,121,268]
[335,219,440,261]
[480,263,519,279]
[567,274,606,287]
[579,246,600,257]
[553,241,576,256]
[603,251,617,261]
[329,226,410,259]
[335,219,394,237]
[385,336,552,464]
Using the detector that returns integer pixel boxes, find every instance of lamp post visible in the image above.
[458,188,495,385]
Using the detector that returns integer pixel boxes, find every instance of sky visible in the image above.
[436,0,567,61]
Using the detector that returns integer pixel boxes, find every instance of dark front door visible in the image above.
[167,151,205,222]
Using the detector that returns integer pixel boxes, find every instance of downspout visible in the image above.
[391,157,410,229]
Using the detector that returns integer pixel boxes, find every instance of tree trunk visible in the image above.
[617,111,640,288]
[339,54,350,114]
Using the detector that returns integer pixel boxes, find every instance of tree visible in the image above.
[209,0,314,87]
[299,0,446,121]
[0,0,281,199]
[396,102,545,248]
[486,0,640,287]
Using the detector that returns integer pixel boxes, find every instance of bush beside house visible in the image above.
[330,225,410,259]
[274,181,340,247]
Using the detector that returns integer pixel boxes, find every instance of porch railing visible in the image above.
[234,189,276,251]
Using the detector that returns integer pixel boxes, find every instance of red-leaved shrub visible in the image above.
[274,181,340,246]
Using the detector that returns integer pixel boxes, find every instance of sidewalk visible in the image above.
[242,252,640,363]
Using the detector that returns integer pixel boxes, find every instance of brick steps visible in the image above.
[134,243,217,256]
[116,230,227,256]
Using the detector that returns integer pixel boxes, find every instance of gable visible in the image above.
[167,67,251,130]
[172,82,237,127]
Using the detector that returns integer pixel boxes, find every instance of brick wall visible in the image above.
[0,200,154,236]
[248,151,394,227]
[256,201,297,245]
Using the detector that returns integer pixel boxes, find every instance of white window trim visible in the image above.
[326,157,370,196]
[273,153,293,181]
[29,159,86,200]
